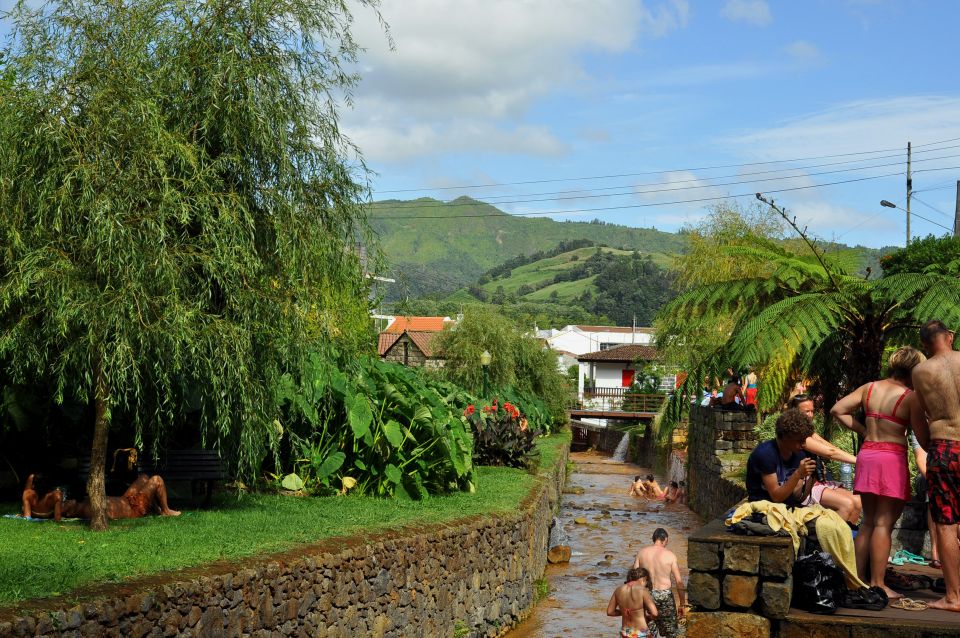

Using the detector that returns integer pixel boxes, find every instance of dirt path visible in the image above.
[505,450,703,637]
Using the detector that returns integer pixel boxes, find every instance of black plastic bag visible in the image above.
[792,550,845,614]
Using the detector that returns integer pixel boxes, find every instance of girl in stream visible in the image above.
[607,567,658,638]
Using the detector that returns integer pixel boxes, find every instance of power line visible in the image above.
[375,136,960,195]
[912,195,950,218]
[370,165,960,221]
[374,152,960,211]
[441,146,960,205]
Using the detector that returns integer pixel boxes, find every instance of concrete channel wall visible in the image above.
[0,444,569,638]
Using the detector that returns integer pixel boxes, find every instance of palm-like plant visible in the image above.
[658,195,960,438]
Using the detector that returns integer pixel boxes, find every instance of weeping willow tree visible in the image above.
[0,0,382,529]
[657,195,960,441]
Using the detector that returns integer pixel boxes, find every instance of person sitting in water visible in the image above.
[21,473,66,521]
[607,567,658,638]
[629,475,647,498]
[643,474,664,499]
[24,473,182,520]
[676,480,687,504]
[663,481,680,503]
[746,409,816,508]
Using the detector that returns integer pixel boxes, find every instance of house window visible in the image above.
[622,369,635,387]
[599,342,619,351]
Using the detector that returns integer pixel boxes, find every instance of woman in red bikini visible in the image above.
[607,567,658,638]
[831,346,925,600]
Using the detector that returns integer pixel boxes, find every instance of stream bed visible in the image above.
[505,450,703,637]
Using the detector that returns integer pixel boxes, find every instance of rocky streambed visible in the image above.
[505,450,703,637]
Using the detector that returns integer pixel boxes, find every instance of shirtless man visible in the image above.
[629,476,646,498]
[632,528,685,638]
[64,474,181,519]
[911,319,960,612]
[607,567,658,638]
[21,473,64,521]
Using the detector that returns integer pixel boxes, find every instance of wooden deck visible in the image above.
[786,562,960,636]
[567,408,659,420]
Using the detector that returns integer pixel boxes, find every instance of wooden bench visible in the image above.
[140,449,227,507]
[79,449,227,506]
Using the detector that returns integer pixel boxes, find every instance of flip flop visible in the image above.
[892,550,929,565]
[931,559,943,569]
[890,598,928,611]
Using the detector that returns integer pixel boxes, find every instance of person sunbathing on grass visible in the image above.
[21,473,65,521]
[23,473,181,520]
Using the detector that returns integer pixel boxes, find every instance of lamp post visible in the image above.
[480,350,491,398]
[880,199,909,246]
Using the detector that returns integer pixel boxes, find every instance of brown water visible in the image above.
[506,450,703,637]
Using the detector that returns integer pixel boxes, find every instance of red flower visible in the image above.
[464,405,476,416]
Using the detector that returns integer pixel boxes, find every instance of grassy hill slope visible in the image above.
[369,197,687,298]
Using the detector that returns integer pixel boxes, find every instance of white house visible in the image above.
[536,324,655,371]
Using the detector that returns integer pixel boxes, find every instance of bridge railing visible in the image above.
[579,388,667,413]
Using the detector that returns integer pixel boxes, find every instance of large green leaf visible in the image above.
[385,463,402,484]
[348,395,373,439]
[315,451,346,481]
[383,419,405,448]
[281,473,304,491]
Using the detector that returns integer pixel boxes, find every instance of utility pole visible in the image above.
[955,180,960,237]
[906,142,912,245]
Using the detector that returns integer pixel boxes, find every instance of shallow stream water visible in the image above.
[505,450,703,637]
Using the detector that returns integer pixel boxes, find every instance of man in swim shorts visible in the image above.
[912,319,960,612]
[607,567,658,638]
[633,528,685,638]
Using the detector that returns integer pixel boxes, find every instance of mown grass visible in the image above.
[0,432,569,606]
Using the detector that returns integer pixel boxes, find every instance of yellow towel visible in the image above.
[801,505,868,590]
[726,501,867,589]
[725,500,804,551]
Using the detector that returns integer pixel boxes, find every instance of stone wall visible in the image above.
[0,446,569,638]
[687,520,795,621]
[688,406,758,520]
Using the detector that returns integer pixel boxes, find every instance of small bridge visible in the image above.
[568,389,665,421]
[568,390,667,451]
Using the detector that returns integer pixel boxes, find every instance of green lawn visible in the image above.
[0,432,570,606]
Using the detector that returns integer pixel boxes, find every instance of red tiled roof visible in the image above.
[575,325,655,334]
[577,344,659,363]
[385,316,449,333]
[407,331,441,357]
[378,332,401,356]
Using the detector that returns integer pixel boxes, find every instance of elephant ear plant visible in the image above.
[463,399,539,470]
[275,353,474,498]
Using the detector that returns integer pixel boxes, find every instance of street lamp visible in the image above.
[880,199,910,246]
[480,350,491,398]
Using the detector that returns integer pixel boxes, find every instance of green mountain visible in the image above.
[369,197,687,299]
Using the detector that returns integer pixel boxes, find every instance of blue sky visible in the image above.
[342,0,960,248]
[2,1,958,248]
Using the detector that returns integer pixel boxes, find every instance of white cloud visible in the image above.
[347,1,689,162]
[727,96,960,162]
[351,121,567,163]
[721,0,772,26]
[784,40,824,65]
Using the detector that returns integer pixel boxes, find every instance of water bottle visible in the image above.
[840,463,853,491]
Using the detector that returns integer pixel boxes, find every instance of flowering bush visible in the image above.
[463,398,538,469]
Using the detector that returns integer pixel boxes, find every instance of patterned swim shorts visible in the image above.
[619,628,649,638]
[650,589,679,638]
[927,439,960,525]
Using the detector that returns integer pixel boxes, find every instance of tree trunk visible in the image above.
[86,363,110,531]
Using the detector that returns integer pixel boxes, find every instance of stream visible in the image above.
[505,449,703,637]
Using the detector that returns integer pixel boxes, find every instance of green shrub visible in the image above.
[275,353,474,498]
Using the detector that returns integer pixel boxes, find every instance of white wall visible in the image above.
[542,326,653,357]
